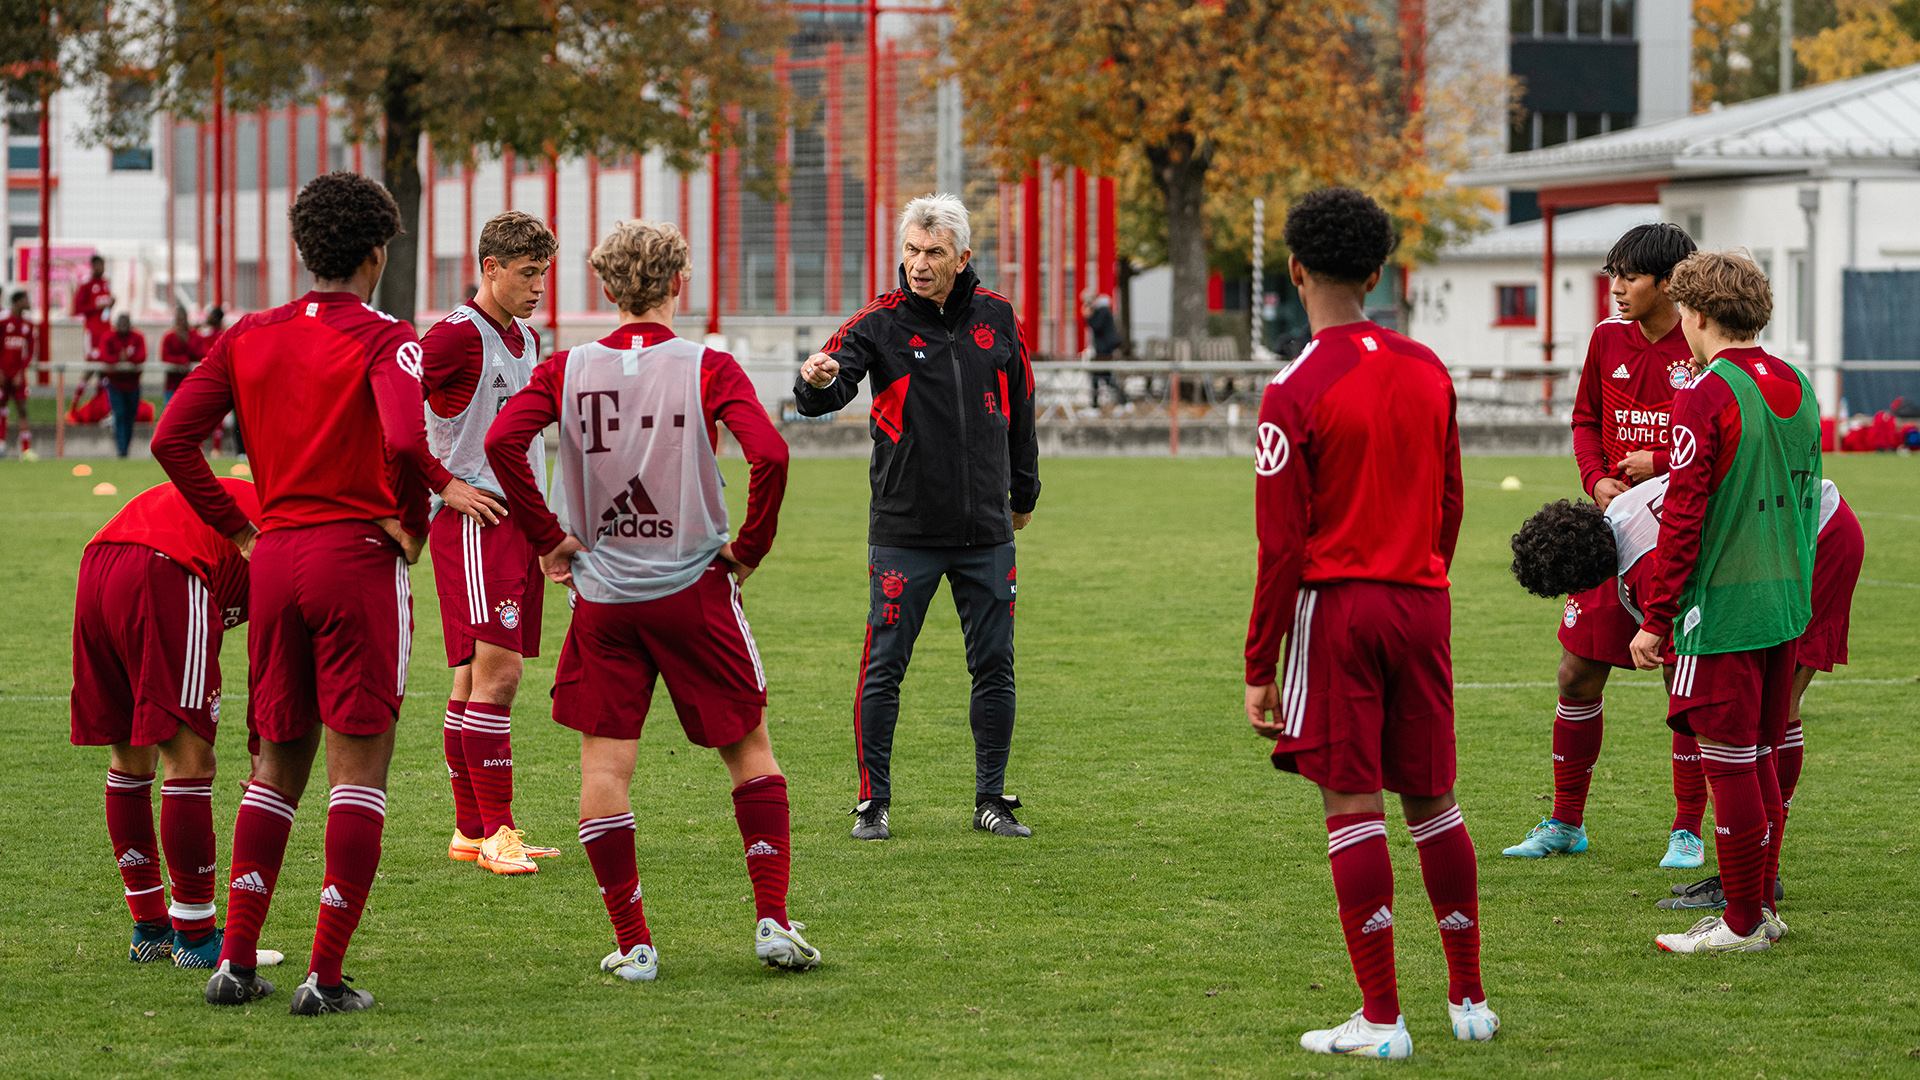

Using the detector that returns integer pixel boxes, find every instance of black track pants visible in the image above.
[854,542,1016,803]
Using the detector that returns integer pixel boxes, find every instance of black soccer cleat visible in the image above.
[849,799,890,841]
[289,972,375,1016]
[1658,874,1784,910]
[205,959,276,1005]
[973,794,1031,838]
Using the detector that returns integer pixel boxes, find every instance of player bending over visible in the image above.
[154,171,441,1012]
[485,219,815,982]
[421,211,563,874]
[1244,188,1494,1059]
[71,478,286,971]
[1503,222,1699,866]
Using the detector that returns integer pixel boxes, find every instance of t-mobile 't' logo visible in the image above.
[578,390,622,453]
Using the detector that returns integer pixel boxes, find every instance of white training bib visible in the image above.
[1605,475,1667,624]
[426,306,544,500]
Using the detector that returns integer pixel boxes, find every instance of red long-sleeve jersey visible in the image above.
[0,314,34,380]
[1570,317,1695,497]
[151,291,437,539]
[1639,348,1807,638]
[484,323,789,567]
[1245,321,1463,684]
[100,329,147,392]
[91,477,262,624]
[72,276,113,322]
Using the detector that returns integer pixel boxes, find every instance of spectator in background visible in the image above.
[2,289,35,459]
[161,306,201,405]
[1082,292,1127,409]
[195,308,239,457]
[102,313,147,458]
[73,254,115,362]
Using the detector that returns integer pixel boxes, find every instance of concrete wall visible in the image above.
[1406,252,1610,368]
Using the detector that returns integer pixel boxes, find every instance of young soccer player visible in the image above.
[1503,222,1700,866]
[73,253,115,362]
[1,289,34,458]
[421,211,562,875]
[153,171,443,1013]
[1628,250,1819,954]
[160,305,202,405]
[72,478,286,971]
[485,219,815,981]
[101,313,148,458]
[1244,188,1492,1059]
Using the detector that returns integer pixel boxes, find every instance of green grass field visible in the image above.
[2,452,1916,1079]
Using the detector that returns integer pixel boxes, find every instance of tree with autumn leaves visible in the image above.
[948,0,1496,344]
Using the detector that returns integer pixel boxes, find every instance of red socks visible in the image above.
[221,781,298,969]
[1670,732,1708,835]
[1757,748,1785,916]
[160,777,218,937]
[444,700,482,839]
[1700,744,1767,936]
[1327,812,1399,1025]
[1778,723,1804,808]
[1409,805,1483,1005]
[106,770,166,924]
[580,813,650,951]
[310,785,386,986]
[732,774,792,927]
[461,701,515,836]
[1550,697,1604,827]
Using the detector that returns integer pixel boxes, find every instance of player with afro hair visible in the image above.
[1283,187,1398,284]
[1510,499,1619,600]
[290,172,404,282]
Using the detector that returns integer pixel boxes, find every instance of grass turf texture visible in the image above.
[1,453,1916,1079]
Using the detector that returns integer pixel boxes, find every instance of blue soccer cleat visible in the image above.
[130,921,174,963]
[1660,829,1706,869]
[1500,818,1589,858]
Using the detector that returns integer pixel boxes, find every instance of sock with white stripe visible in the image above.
[1670,732,1709,836]
[580,813,650,951]
[732,774,791,927]
[1757,746,1785,915]
[444,700,483,839]
[1410,804,1482,1004]
[160,777,218,937]
[105,770,166,924]
[1326,812,1399,1025]
[220,781,299,969]
[1700,745,1767,937]
[462,701,515,836]
[1777,723,1804,807]
[311,784,386,986]
[1549,696,1604,827]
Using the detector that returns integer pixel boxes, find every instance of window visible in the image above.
[432,258,465,312]
[1540,112,1570,147]
[8,145,37,170]
[1497,284,1538,326]
[1610,0,1635,38]
[110,147,153,171]
[1575,112,1604,140]
[1511,0,1534,34]
[1575,0,1602,36]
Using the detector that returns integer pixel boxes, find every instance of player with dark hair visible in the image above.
[74,253,114,364]
[1246,187,1494,1058]
[72,478,287,972]
[1502,220,1701,866]
[1,288,34,458]
[153,171,440,1014]
[101,313,149,458]
[421,210,563,875]
[486,219,813,981]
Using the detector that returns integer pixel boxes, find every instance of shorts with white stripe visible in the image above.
[69,543,225,748]
[1665,639,1794,749]
[428,507,544,666]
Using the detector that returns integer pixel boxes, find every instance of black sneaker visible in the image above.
[205,959,276,1005]
[973,795,1031,838]
[849,799,890,841]
[289,972,375,1015]
[1658,874,1784,909]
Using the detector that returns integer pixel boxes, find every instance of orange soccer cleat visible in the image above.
[478,826,539,875]
[449,829,482,862]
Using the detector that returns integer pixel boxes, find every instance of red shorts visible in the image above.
[552,561,766,748]
[70,543,225,747]
[249,521,414,742]
[429,508,543,665]
[1668,640,1794,748]
[1796,502,1864,671]
[1558,578,1639,669]
[2,372,26,404]
[1269,580,1456,797]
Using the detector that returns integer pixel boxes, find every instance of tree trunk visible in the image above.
[1116,256,1135,355]
[1148,135,1211,345]
[378,69,424,324]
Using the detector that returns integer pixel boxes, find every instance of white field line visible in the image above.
[1455,678,1915,689]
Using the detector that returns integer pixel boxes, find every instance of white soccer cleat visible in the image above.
[1656,915,1772,954]
[754,918,821,970]
[600,942,658,982]
[1760,907,1789,942]
[1299,1009,1414,1059]
[256,948,286,966]
[1449,997,1499,1041]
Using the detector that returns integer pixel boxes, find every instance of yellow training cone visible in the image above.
[72,464,93,476]
[92,482,118,496]
[1500,476,1523,491]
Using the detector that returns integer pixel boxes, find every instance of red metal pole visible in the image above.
[678,171,691,314]
[1020,170,1039,355]
[167,116,177,315]
[257,108,269,309]
[285,106,298,300]
[212,65,225,308]
[880,38,896,290]
[864,0,879,300]
[825,40,844,314]
[1097,175,1117,299]
[36,88,51,370]
[774,57,790,315]
[425,139,437,312]
[228,111,238,308]
[197,124,207,314]
[544,152,558,336]
[631,150,642,220]
[503,150,514,211]
[707,148,722,335]
[1542,204,1555,415]
[1073,167,1088,352]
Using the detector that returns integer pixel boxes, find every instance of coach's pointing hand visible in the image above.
[1245,682,1283,739]
[800,352,839,388]
[441,478,509,526]
[541,535,585,587]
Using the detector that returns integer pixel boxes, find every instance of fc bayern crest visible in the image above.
[879,570,908,599]
[208,690,222,722]
[1562,598,1580,628]
[972,323,995,350]
[496,598,521,630]
[1667,364,1690,389]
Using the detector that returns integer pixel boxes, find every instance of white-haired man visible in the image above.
[796,192,1041,841]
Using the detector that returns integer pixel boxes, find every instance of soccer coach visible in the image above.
[796,193,1040,841]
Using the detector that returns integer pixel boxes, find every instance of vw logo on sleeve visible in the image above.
[1670,425,1697,469]
[1255,422,1291,476]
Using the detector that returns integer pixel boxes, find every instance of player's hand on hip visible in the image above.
[374,517,427,564]
[1592,476,1629,510]
[1629,629,1665,671]
[541,535,585,587]
[1012,511,1032,531]
[1246,682,1283,739]
[228,524,258,561]
[717,542,754,584]
[800,352,839,388]
[440,478,508,526]
[1615,451,1658,483]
